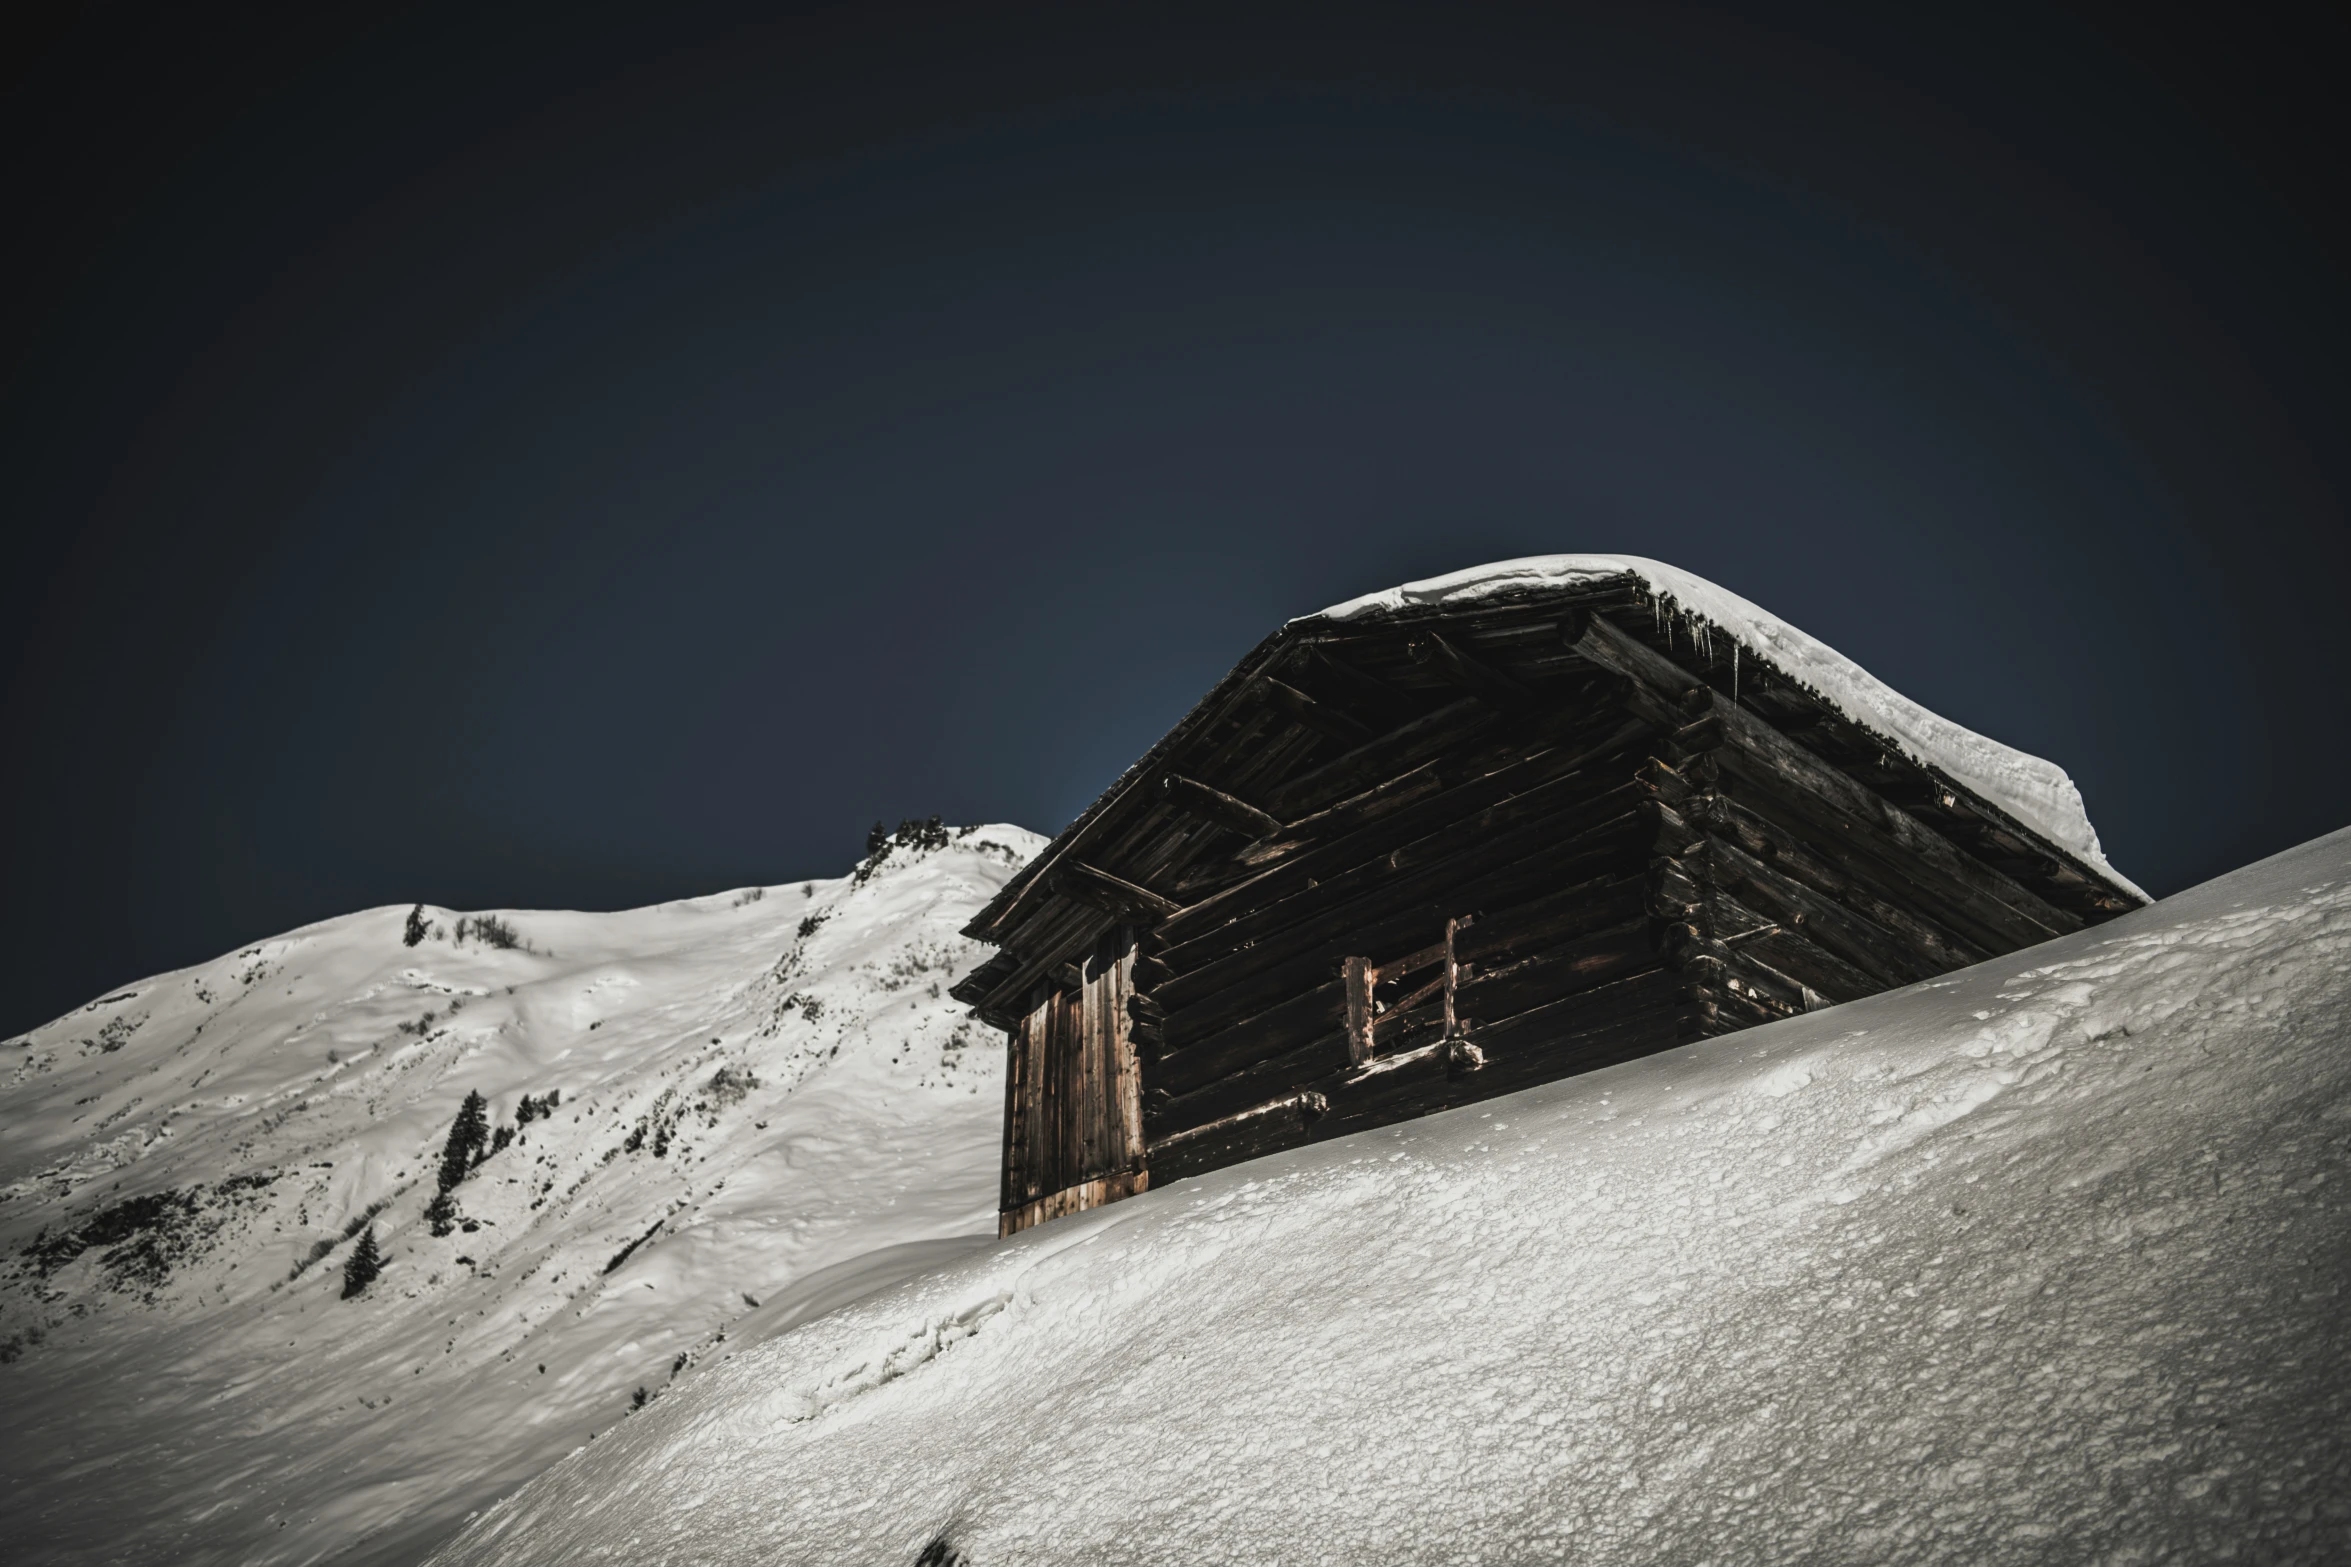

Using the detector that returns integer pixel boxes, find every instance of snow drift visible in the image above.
[0,825,1043,1567]
[435,828,2351,1566]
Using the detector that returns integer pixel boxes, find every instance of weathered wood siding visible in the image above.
[962,579,2144,1230]
[998,926,1147,1236]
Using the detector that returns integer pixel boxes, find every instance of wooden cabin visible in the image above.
[952,561,2144,1235]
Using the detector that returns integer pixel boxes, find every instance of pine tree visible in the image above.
[437,1091,490,1193]
[425,1190,458,1237]
[341,1226,382,1298]
[403,904,429,947]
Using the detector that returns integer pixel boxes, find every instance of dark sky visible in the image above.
[4,2,2346,1038]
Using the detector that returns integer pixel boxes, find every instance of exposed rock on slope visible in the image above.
[0,825,1042,1567]
[438,829,2350,1567]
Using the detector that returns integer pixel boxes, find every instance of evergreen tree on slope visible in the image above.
[341,1227,382,1298]
[437,1091,489,1193]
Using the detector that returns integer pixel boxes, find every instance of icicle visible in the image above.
[1732,642,1740,703]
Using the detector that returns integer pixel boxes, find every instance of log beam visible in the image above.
[1160,773,1283,839]
[1572,613,2080,944]
[1300,644,1421,723]
[1408,630,1537,707]
[1054,861,1182,925]
[1259,676,1375,747]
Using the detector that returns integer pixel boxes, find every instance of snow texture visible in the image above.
[1312,556,2141,896]
[0,826,1043,1567]
[436,829,2351,1567]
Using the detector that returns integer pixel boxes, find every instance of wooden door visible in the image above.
[998,926,1148,1235]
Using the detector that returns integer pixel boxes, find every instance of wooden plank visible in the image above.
[972,696,1314,948]
[1708,716,2078,940]
[1210,704,1638,911]
[1077,945,1103,1182]
[1156,784,1655,990]
[1151,969,1696,1180]
[1151,1088,1331,1152]
[1701,792,1990,972]
[1147,869,1648,1047]
[1144,1032,1355,1144]
[1357,919,1656,1055]
[1266,697,1493,818]
[1158,718,1651,960]
[1710,748,2061,955]
[1020,989,1046,1205]
[1150,821,1654,1029]
[1232,762,1449,869]
[1149,918,1662,1128]
[1450,918,1656,1027]
[1154,978,1348,1097]
[1299,644,1422,724]
[999,1170,1150,1238]
[1161,774,1283,839]
[1459,966,1696,1065]
[1703,888,1882,1002]
[1054,860,1182,925]
[1701,833,1951,988]
[1072,926,1145,1182]
[1110,934,1145,1174]
[1259,675,1376,746]
[967,897,1115,1024]
[1000,990,1034,1211]
[1574,614,2080,947]
[1151,827,1645,1037]
[1343,955,1376,1066]
[1409,629,1538,707]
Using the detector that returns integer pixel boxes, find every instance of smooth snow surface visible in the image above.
[438,829,2350,1567]
[1313,556,2140,896]
[0,827,1042,1567]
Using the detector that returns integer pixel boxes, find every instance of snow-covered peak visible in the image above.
[1309,555,2138,896]
[0,824,1042,1566]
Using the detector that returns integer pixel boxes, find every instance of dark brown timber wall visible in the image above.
[998,926,1146,1236]
[964,580,2142,1231]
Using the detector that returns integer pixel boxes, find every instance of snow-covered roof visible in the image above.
[1308,555,2141,897]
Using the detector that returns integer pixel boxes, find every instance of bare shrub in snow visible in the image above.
[704,1066,759,1109]
[454,914,526,951]
[855,816,953,884]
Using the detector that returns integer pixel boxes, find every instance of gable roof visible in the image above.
[1315,556,2133,889]
[956,559,2141,1024]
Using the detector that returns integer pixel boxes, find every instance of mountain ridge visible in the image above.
[0,823,1044,1567]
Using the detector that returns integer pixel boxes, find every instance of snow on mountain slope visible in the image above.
[436,828,2351,1567]
[0,825,1043,1567]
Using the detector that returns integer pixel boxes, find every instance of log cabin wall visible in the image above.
[959,577,2143,1233]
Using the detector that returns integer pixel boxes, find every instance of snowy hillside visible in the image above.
[436,829,2350,1566]
[0,824,1043,1567]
